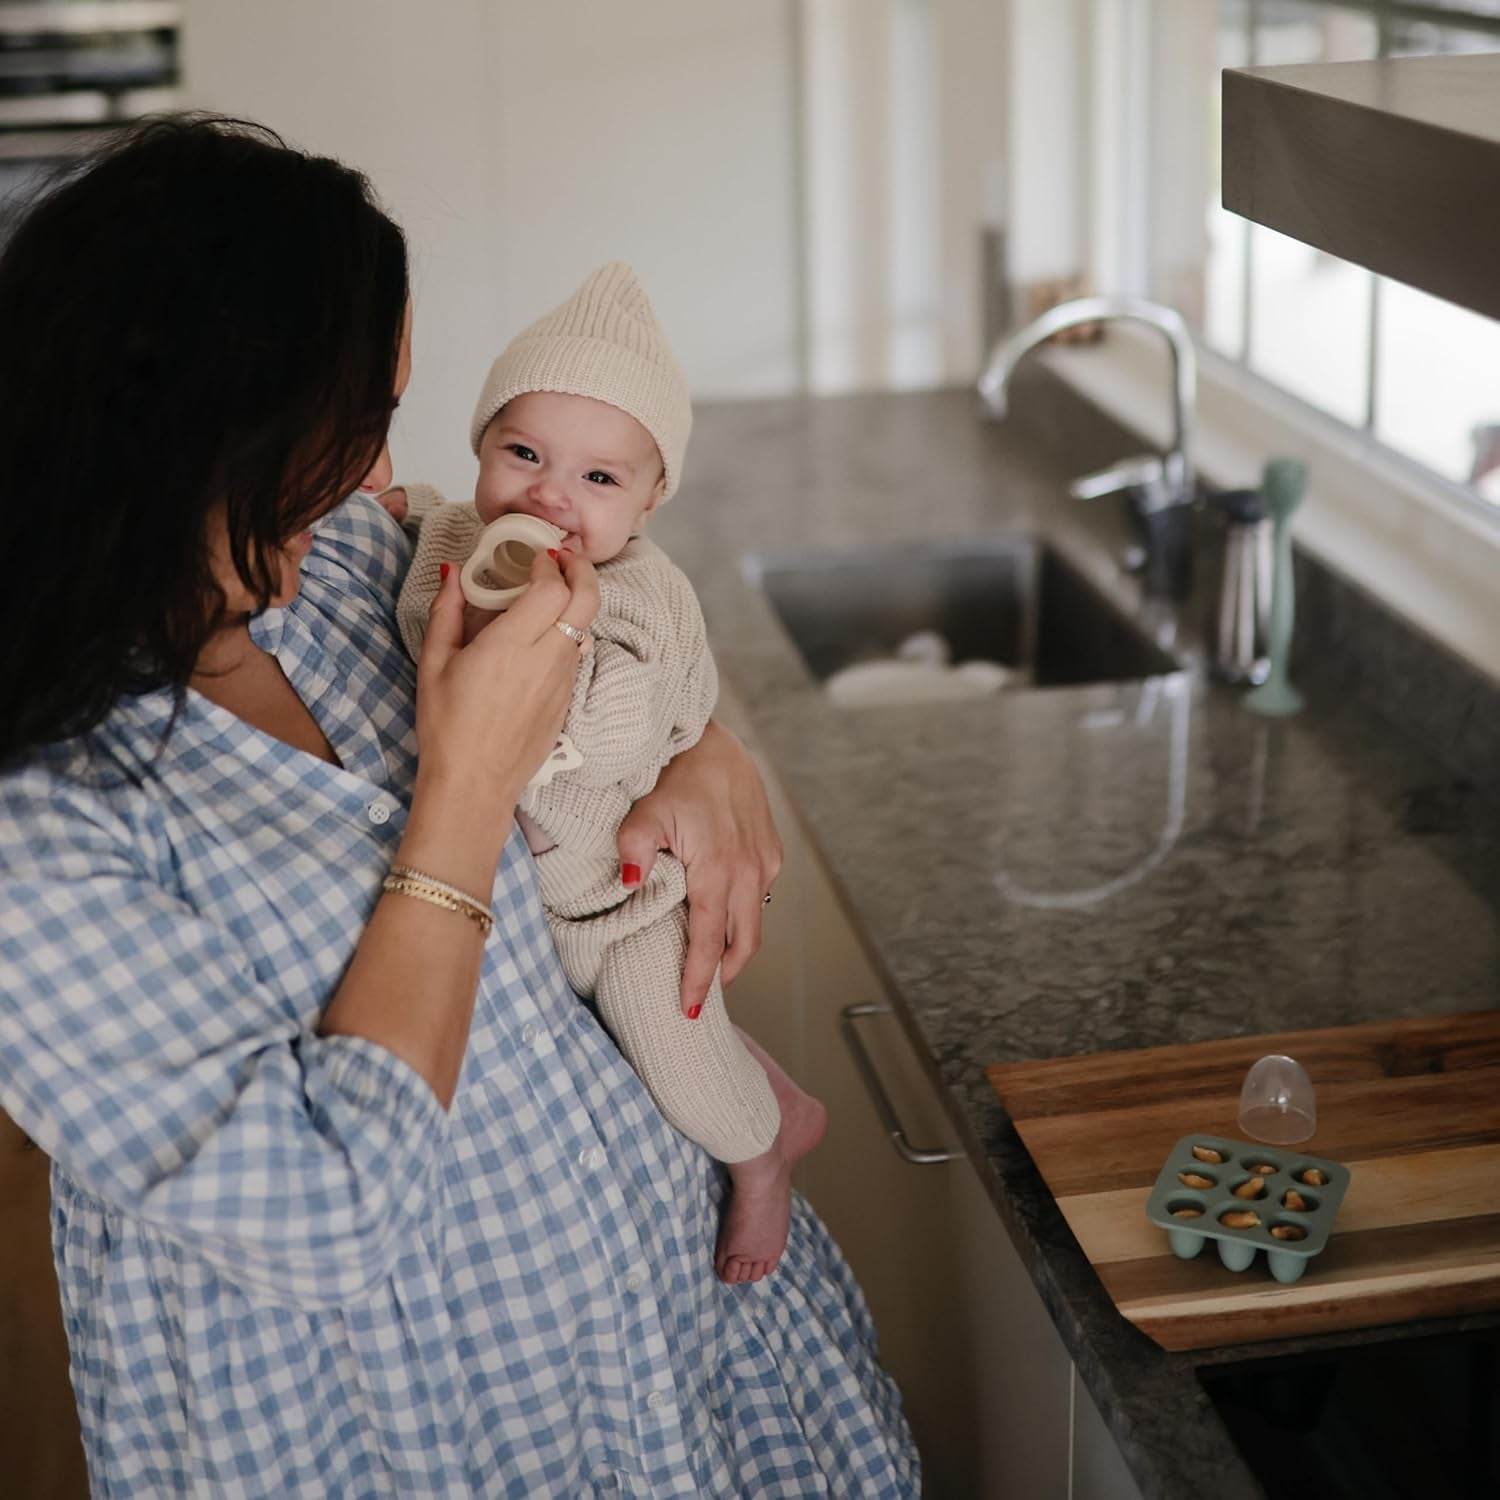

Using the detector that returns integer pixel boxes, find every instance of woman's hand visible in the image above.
[461,601,502,647]
[617,721,782,1014]
[414,549,599,829]
[325,549,596,1112]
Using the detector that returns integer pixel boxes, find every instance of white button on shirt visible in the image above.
[366,801,390,825]
[578,1145,606,1171]
[624,1270,643,1293]
[520,1023,539,1046]
[646,1390,666,1411]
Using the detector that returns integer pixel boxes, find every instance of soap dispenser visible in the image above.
[1210,487,1272,685]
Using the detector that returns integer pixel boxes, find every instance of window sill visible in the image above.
[1039,325,1500,685]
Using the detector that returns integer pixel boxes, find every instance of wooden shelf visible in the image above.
[1222,53,1500,322]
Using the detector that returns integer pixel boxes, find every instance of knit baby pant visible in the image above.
[533,843,780,1164]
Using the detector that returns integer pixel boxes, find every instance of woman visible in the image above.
[0,116,917,1497]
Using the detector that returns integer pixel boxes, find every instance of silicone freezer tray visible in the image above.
[1144,1132,1350,1284]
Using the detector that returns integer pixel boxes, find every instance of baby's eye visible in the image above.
[506,443,538,463]
[584,471,618,486]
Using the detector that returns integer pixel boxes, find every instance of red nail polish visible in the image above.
[546,548,559,560]
[688,1003,703,1021]
[440,562,451,582]
[621,863,641,886]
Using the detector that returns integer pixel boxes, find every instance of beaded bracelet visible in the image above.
[382,865,494,937]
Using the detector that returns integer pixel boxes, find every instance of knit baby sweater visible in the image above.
[395,488,779,1163]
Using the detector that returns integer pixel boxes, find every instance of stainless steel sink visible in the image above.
[744,535,1181,689]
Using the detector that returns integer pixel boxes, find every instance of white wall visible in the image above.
[1007,0,1087,286]
[801,0,1008,392]
[183,0,800,497]
[1146,0,1215,317]
[488,3,801,404]
[184,1,1023,465]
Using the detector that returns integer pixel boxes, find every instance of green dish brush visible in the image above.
[1245,458,1309,718]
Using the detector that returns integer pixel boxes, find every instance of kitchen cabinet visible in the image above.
[0,1112,88,1499]
[1071,1364,1146,1500]
[719,682,1140,1500]
[1222,53,1500,322]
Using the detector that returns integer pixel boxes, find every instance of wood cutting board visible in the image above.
[986,1009,1500,1351]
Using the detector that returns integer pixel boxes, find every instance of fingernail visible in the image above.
[440,562,451,582]
[621,863,641,886]
[687,1003,703,1021]
[546,548,559,560]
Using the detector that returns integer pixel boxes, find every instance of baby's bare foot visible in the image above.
[714,1086,828,1283]
[717,1032,828,1283]
[716,1146,792,1284]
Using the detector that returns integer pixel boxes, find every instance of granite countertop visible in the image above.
[650,377,1500,1500]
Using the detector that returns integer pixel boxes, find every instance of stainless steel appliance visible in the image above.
[0,1,181,238]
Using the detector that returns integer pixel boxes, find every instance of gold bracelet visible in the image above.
[387,864,492,920]
[382,875,494,936]
[382,868,494,937]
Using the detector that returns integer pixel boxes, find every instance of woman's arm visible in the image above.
[319,551,599,1106]
[616,718,783,1015]
[0,528,602,1317]
[0,553,598,1309]
[0,833,454,1309]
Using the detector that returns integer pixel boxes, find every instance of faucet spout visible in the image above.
[977,295,1196,498]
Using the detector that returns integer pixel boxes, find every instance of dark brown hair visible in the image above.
[0,113,408,764]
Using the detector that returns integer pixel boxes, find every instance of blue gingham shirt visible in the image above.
[0,496,918,1498]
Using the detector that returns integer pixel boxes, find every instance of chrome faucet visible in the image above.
[978,296,1199,598]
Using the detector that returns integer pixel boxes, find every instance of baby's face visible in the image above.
[474,390,666,563]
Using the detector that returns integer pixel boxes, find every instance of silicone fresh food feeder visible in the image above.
[460,514,568,611]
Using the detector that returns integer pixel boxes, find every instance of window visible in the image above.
[1174,0,1500,505]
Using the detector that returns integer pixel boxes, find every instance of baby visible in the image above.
[395,263,824,1283]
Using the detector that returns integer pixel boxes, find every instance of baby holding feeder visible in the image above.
[394,263,825,1283]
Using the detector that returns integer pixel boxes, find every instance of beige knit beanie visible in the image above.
[470,262,693,500]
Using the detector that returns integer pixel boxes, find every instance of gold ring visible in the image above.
[554,619,588,647]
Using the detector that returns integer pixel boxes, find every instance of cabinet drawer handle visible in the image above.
[839,1002,963,1165]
